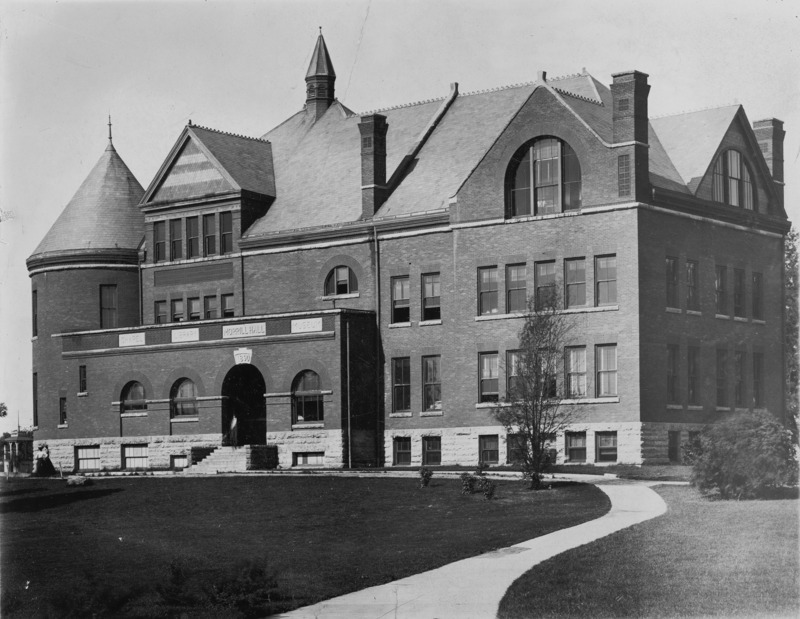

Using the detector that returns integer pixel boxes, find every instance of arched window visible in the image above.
[292,370,323,423]
[120,381,147,413]
[713,150,755,210]
[507,137,581,217]
[170,378,197,417]
[324,266,358,296]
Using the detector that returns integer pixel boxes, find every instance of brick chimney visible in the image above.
[611,70,650,202]
[753,118,785,207]
[358,114,388,219]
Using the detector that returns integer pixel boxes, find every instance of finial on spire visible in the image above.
[107,114,113,144]
[319,26,322,35]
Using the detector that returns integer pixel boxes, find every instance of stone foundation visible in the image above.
[266,430,344,468]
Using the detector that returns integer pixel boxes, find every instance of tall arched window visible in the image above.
[324,266,358,296]
[507,137,581,217]
[170,378,197,417]
[292,370,323,423]
[713,150,755,210]
[120,381,147,414]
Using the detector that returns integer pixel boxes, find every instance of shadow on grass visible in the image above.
[0,487,46,498]
[0,488,124,514]
[702,486,800,501]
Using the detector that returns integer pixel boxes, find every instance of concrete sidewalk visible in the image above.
[278,482,668,619]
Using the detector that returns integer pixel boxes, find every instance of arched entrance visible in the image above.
[221,364,266,446]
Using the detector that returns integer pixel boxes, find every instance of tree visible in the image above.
[493,293,573,489]
[0,402,7,418]
[785,226,799,443]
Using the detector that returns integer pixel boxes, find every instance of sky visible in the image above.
[0,0,798,431]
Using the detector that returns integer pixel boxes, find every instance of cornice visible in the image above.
[26,248,140,273]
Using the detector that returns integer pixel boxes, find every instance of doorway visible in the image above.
[221,364,266,446]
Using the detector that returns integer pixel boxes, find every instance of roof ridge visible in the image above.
[190,123,271,143]
[651,103,740,120]
[552,86,603,106]
[360,95,448,116]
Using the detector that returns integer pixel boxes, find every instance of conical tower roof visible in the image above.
[28,140,145,269]
[306,33,336,79]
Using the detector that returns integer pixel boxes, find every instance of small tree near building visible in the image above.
[784,226,799,443]
[493,294,574,489]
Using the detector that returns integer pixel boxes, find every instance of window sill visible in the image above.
[57,424,68,429]
[753,319,766,325]
[419,319,442,326]
[715,314,730,320]
[561,397,619,404]
[686,310,702,316]
[687,405,704,411]
[420,410,443,417]
[171,416,199,423]
[320,293,360,301]
[388,322,412,329]
[121,412,148,418]
[733,316,748,322]
[77,392,88,398]
[475,402,504,409]
[292,423,324,429]
[666,404,683,410]
[475,312,525,322]
[474,306,620,321]
[389,412,412,418]
[715,406,731,412]
[31,426,39,431]
[666,307,682,314]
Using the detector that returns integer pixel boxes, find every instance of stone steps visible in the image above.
[189,446,249,473]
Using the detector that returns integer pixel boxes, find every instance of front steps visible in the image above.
[189,446,248,473]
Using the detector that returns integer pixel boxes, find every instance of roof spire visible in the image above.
[305,31,336,120]
[106,114,115,151]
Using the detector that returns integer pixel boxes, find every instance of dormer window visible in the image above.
[712,150,755,211]
[507,137,581,217]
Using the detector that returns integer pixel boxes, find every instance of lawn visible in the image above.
[498,484,800,618]
[1,475,609,617]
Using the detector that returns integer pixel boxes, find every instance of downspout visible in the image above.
[347,319,352,468]
[373,223,382,466]
[240,253,246,316]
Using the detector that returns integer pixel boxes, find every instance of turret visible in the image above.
[305,31,336,121]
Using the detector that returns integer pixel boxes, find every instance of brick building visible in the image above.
[27,35,790,472]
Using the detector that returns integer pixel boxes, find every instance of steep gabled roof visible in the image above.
[29,142,145,259]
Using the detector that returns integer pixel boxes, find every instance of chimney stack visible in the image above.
[358,114,389,219]
[611,70,650,201]
[753,118,785,207]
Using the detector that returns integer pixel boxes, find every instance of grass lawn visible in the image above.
[498,484,799,618]
[1,475,609,617]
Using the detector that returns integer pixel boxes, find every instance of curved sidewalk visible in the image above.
[278,482,668,619]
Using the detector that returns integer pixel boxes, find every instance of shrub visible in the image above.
[476,476,496,500]
[460,472,476,495]
[681,432,704,466]
[474,462,488,477]
[691,410,797,499]
[418,466,433,488]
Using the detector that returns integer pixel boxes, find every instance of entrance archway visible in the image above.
[221,364,266,446]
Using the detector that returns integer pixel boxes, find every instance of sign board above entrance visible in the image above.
[223,323,267,339]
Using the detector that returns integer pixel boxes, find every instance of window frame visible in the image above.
[507,433,527,464]
[78,365,87,394]
[155,300,167,324]
[153,221,166,262]
[121,381,147,414]
[478,266,499,315]
[186,216,200,259]
[595,255,617,306]
[221,294,234,318]
[220,211,233,255]
[75,445,100,471]
[32,290,38,337]
[100,284,118,329]
[665,256,679,309]
[753,352,764,407]
[712,149,756,210]
[687,346,700,405]
[393,436,411,466]
[169,218,183,260]
[733,268,746,318]
[565,346,587,398]
[666,344,679,404]
[170,378,198,418]
[479,352,499,403]
[686,260,699,311]
[618,154,631,197]
[187,297,201,321]
[391,276,410,323]
[595,344,618,397]
[422,355,442,411]
[734,350,746,407]
[123,444,149,470]
[752,272,763,320]
[596,431,618,462]
[506,264,527,313]
[565,431,586,462]
[478,434,499,465]
[422,436,442,466]
[391,357,411,413]
[421,273,441,321]
[171,299,185,322]
[204,295,218,320]
[716,348,728,407]
[506,350,521,399]
[715,265,727,315]
[291,370,324,424]
[203,213,216,256]
[59,396,67,425]
[326,266,358,297]
[565,258,586,309]
[534,261,556,310]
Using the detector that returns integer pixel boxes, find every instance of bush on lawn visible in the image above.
[419,466,433,488]
[691,410,798,499]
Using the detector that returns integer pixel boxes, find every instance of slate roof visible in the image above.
[30,143,145,258]
[306,33,336,78]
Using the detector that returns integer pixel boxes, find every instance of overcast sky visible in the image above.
[1,0,798,431]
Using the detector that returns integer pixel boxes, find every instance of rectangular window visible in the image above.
[507,433,526,464]
[716,349,728,407]
[535,261,556,309]
[565,347,587,398]
[752,272,763,320]
[507,350,521,398]
[735,351,746,407]
[154,221,166,262]
[596,345,618,397]
[596,432,618,462]
[565,258,586,308]
[220,211,233,254]
[479,435,499,464]
[123,445,149,469]
[187,297,201,321]
[728,150,741,206]
[668,431,681,463]
[171,299,184,322]
[204,296,218,320]
[186,217,199,259]
[155,301,167,324]
[422,355,442,411]
[666,344,679,404]
[393,437,411,465]
[753,353,764,407]
[686,260,699,311]
[78,365,87,394]
[422,437,442,466]
[203,214,216,256]
[391,276,410,323]
[32,290,38,336]
[169,218,183,260]
[392,357,411,412]
[618,154,631,197]
[75,446,100,471]
[666,257,678,308]
[715,265,727,315]
[478,267,499,315]
[32,373,38,427]
[421,273,441,321]
[293,452,324,466]
[222,294,234,318]
[479,352,499,402]
[59,397,67,425]
[733,268,745,318]
[688,346,700,405]
[595,255,617,306]
[566,431,586,462]
[100,284,118,329]
[506,264,527,313]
